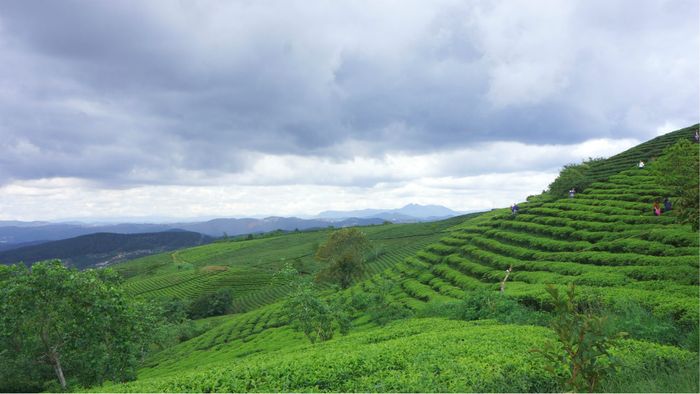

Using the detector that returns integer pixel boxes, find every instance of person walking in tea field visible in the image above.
[511,203,519,215]
[694,130,699,143]
[569,188,576,198]
[638,160,645,169]
[653,201,661,216]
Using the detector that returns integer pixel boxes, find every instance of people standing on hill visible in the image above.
[511,203,519,215]
[569,188,576,198]
[653,201,661,216]
[663,198,672,212]
[638,160,645,169]
[694,130,699,143]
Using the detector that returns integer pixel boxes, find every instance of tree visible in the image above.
[277,263,350,343]
[653,139,700,230]
[315,228,371,289]
[0,261,155,391]
[352,278,412,326]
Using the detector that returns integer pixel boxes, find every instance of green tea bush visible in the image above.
[402,279,438,301]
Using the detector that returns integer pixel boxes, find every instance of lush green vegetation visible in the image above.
[115,216,470,313]
[93,318,696,393]
[7,126,699,392]
[315,228,372,288]
[0,262,157,391]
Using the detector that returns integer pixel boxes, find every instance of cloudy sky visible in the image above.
[0,0,697,221]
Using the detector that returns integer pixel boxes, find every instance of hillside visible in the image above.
[115,216,474,313]
[96,318,694,392]
[0,231,213,270]
[94,126,698,392]
[585,124,698,182]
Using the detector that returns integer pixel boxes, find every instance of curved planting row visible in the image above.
[378,161,699,324]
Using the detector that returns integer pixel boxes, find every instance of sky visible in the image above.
[0,0,698,222]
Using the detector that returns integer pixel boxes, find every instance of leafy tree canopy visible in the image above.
[279,263,350,343]
[315,228,371,288]
[0,261,156,391]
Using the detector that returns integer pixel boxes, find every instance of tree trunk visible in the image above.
[500,266,512,293]
[41,327,67,390]
[50,350,67,390]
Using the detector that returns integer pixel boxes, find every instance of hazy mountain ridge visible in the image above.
[0,205,455,247]
[0,231,214,269]
[317,203,464,221]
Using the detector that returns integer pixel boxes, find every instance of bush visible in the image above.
[533,284,625,393]
[419,290,545,326]
[603,299,683,347]
[547,157,606,198]
[187,288,233,319]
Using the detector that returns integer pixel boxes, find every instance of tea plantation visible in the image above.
[93,125,698,392]
[116,216,470,312]
[95,318,695,393]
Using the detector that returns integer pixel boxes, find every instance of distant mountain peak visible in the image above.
[316,203,463,222]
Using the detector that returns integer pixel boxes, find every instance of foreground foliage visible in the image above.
[0,261,155,391]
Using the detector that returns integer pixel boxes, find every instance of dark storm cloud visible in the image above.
[0,0,697,186]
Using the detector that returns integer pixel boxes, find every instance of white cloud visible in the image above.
[0,137,640,221]
[0,0,695,220]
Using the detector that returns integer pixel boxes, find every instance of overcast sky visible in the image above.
[0,0,697,221]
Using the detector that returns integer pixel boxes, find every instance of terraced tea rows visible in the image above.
[374,166,699,323]
[586,124,697,182]
[122,268,271,300]
[93,126,699,393]
[119,215,471,309]
[101,318,697,392]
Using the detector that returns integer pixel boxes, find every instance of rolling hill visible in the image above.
[91,125,698,392]
[114,216,475,314]
[0,231,213,270]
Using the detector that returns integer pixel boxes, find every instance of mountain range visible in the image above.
[316,203,465,222]
[0,204,463,250]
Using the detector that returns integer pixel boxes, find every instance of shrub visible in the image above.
[419,290,545,326]
[547,157,606,198]
[187,288,233,319]
[533,284,625,393]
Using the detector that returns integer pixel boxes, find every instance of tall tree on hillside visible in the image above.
[653,140,700,231]
[0,261,156,391]
[315,228,371,289]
